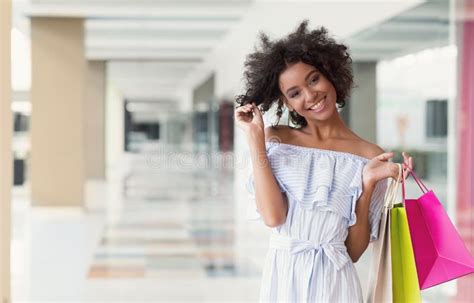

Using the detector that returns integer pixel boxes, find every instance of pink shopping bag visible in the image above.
[403,167,474,290]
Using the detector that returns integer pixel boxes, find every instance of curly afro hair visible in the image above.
[236,20,353,128]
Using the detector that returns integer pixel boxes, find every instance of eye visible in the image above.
[289,91,300,99]
[310,75,320,85]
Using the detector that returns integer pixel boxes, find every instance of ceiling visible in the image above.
[15,0,253,103]
[347,0,450,61]
[13,0,451,104]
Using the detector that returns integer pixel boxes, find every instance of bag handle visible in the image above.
[385,163,403,208]
[402,164,406,206]
[402,163,429,194]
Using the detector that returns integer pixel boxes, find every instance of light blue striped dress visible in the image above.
[247,141,387,303]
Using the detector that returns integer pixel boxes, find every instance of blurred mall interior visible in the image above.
[0,0,473,302]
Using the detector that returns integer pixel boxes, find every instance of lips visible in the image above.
[307,96,326,111]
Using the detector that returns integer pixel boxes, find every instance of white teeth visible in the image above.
[309,98,325,110]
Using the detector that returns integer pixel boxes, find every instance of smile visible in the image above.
[307,97,326,112]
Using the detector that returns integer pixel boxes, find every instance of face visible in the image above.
[278,61,338,122]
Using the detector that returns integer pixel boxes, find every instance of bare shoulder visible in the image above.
[355,139,385,159]
[264,125,293,143]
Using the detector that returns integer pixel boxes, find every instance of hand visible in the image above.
[362,152,402,189]
[235,102,264,136]
[402,151,413,180]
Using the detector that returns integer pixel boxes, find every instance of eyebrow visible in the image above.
[285,70,319,95]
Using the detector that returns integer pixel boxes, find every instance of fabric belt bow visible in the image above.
[269,233,350,271]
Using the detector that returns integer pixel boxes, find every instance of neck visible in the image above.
[302,110,348,141]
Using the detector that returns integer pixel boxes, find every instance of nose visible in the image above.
[304,88,319,103]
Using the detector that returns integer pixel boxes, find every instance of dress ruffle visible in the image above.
[246,141,387,241]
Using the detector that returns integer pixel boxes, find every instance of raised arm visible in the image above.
[345,150,413,262]
[235,102,288,227]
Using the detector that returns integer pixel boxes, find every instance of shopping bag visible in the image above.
[391,202,422,303]
[404,167,474,289]
[366,169,400,303]
[386,165,422,303]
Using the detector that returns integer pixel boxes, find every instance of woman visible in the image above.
[235,21,413,302]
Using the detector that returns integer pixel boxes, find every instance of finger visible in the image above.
[402,163,411,180]
[403,153,413,169]
[389,163,403,182]
[237,104,251,110]
[251,103,263,119]
[401,152,408,164]
[408,157,413,179]
[235,109,253,120]
[236,107,250,114]
[402,158,413,172]
[375,152,394,161]
[238,104,251,112]
[236,110,250,117]
[403,152,411,166]
[234,112,248,122]
[244,104,254,112]
[251,102,260,111]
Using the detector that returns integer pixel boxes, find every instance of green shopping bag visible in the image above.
[391,203,421,303]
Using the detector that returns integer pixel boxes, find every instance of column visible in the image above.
[0,0,12,300]
[105,81,124,177]
[85,61,106,179]
[350,62,377,143]
[31,17,86,206]
[455,0,474,300]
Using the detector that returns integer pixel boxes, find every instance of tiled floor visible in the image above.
[87,151,253,281]
[11,146,458,302]
[12,148,261,302]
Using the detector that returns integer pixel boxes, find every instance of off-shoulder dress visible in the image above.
[247,141,387,302]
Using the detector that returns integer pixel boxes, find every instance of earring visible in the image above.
[287,108,292,126]
[288,109,297,127]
